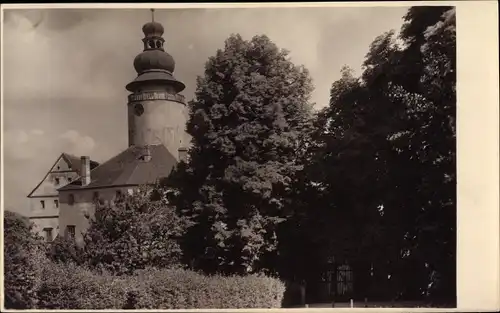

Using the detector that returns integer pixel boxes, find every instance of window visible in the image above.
[54,199,59,208]
[55,177,60,185]
[43,228,53,242]
[93,191,100,203]
[116,190,122,199]
[68,177,72,182]
[68,194,75,205]
[40,200,45,209]
[67,225,76,240]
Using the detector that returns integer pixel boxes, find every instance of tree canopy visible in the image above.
[82,186,186,275]
[299,6,456,303]
[164,34,314,275]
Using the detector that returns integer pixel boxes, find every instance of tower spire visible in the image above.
[151,8,155,22]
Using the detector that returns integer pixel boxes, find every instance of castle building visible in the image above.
[28,11,188,245]
[27,153,99,241]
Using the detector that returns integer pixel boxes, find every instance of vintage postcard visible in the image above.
[1,1,498,312]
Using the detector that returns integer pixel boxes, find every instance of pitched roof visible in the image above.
[58,144,178,191]
[62,153,99,175]
[27,153,100,198]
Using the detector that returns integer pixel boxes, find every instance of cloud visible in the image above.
[2,6,410,214]
[3,129,97,214]
[59,130,96,156]
[4,129,96,161]
[2,7,409,107]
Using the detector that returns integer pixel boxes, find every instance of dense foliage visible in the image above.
[82,186,186,275]
[37,262,285,309]
[295,6,456,304]
[4,6,456,309]
[4,211,46,309]
[164,34,314,275]
[166,5,456,305]
[46,233,84,265]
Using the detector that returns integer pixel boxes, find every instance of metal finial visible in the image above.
[151,8,155,22]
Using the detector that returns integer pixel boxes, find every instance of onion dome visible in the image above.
[142,21,164,37]
[126,9,185,93]
[133,49,175,73]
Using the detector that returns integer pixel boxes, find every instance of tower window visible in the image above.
[54,199,59,208]
[68,194,75,205]
[40,200,45,209]
[148,40,155,49]
[55,177,60,185]
[156,40,162,49]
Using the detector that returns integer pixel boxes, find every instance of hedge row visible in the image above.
[36,262,286,309]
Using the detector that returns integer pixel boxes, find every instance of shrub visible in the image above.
[45,234,85,265]
[134,268,285,309]
[36,262,129,309]
[3,211,46,309]
[36,263,285,309]
[82,186,186,275]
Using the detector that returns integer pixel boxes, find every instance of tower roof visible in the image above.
[126,9,185,93]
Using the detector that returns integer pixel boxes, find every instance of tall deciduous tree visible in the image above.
[166,34,314,275]
[305,6,456,304]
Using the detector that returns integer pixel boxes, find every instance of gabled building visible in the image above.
[27,153,99,242]
[55,11,189,245]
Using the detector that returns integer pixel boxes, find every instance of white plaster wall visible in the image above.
[58,187,137,245]
[128,99,188,157]
[29,196,59,216]
[30,216,59,241]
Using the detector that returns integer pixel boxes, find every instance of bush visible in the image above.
[133,268,286,309]
[82,186,186,275]
[45,234,85,265]
[4,211,46,309]
[36,262,129,309]
[36,263,285,309]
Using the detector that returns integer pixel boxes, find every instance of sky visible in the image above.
[2,6,410,215]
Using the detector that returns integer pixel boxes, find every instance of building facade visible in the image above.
[56,14,188,245]
[27,153,99,241]
[28,12,188,245]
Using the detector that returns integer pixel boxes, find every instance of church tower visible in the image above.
[126,9,187,158]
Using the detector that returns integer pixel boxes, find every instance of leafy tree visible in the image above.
[165,34,314,275]
[4,211,46,309]
[389,7,457,303]
[82,186,186,276]
[305,6,456,304]
[46,233,85,265]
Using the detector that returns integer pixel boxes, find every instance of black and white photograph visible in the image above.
[1,1,498,311]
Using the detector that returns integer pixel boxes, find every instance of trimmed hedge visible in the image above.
[36,262,285,309]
